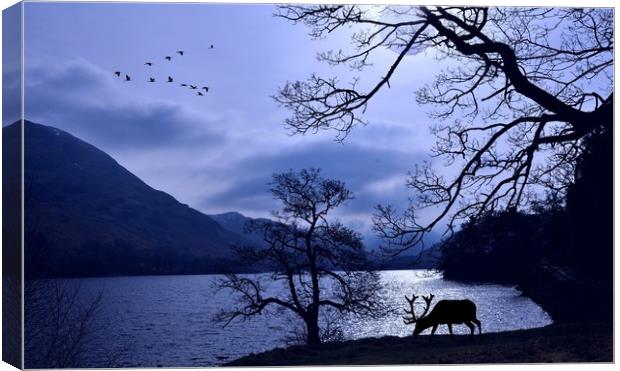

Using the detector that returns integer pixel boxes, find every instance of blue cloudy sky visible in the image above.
[6,2,450,244]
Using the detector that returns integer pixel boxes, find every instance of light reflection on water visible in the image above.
[62,270,552,367]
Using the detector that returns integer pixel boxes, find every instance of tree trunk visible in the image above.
[305,313,321,346]
[305,222,322,346]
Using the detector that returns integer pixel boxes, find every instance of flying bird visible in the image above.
[176,50,184,56]
[167,76,174,83]
[197,92,204,96]
[189,85,197,89]
[209,45,214,49]
[180,83,188,87]
[114,71,121,77]
[145,62,153,66]
[165,56,172,61]
[125,74,131,81]
[149,77,156,82]
[201,86,209,92]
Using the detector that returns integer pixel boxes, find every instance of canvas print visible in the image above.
[2,1,614,368]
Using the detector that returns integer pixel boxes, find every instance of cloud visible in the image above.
[23,59,226,152]
[196,141,425,236]
[2,4,22,127]
[189,141,433,248]
[2,68,21,127]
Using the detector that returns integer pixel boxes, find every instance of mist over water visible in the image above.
[49,270,552,367]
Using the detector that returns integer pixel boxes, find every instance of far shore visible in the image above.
[225,322,612,366]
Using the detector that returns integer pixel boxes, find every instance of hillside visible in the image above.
[209,211,271,248]
[8,121,249,277]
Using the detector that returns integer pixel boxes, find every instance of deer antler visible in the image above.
[418,294,435,319]
[402,294,435,325]
[402,294,419,324]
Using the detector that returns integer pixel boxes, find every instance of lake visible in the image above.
[33,270,553,367]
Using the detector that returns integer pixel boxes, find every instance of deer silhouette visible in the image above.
[403,294,482,340]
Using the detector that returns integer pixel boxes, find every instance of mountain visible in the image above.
[209,211,272,248]
[7,121,250,277]
[361,230,442,270]
[361,230,441,252]
[210,212,442,270]
[377,246,442,270]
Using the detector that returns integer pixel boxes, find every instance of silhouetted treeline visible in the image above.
[440,206,572,283]
[439,127,612,322]
[441,126,612,283]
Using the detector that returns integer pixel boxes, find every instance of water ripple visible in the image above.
[52,270,551,367]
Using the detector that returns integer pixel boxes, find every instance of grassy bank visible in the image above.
[225,322,612,366]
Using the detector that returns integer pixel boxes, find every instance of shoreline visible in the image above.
[225,322,612,366]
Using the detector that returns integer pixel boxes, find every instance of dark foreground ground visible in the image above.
[225,322,612,366]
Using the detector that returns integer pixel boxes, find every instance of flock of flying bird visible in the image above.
[113,46,214,97]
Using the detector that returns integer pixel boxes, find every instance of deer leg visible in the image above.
[429,324,438,342]
[447,324,454,340]
[465,321,475,336]
[472,319,482,338]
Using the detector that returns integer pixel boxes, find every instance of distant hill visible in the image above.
[8,121,251,277]
[377,246,442,270]
[210,211,441,270]
[209,211,271,248]
[362,231,442,270]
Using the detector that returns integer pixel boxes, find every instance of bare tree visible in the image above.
[274,6,613,254]
[25,280,103,368]
[217,169,386,345]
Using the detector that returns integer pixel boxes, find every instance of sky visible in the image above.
[5,2,449,245]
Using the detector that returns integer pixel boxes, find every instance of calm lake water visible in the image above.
[65,270,552,367]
